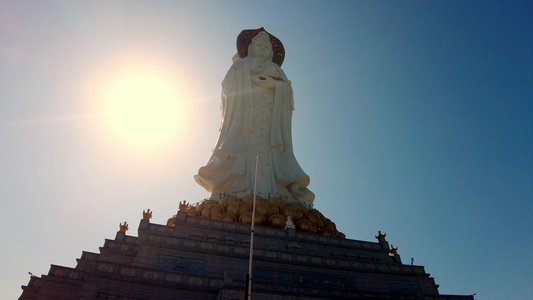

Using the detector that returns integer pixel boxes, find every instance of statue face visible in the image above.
[250,37,272,59]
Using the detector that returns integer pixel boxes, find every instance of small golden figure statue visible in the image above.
[375,231,387,242]
[179,200,189,212]
[119,222,129,233]
[390,244,398,256]
[143,209,152,220]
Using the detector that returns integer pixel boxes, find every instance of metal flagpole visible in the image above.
[246,156,259,300]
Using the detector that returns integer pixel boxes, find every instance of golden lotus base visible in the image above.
[167,195,345,238]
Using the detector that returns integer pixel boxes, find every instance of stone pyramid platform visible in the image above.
[20,209,473,299]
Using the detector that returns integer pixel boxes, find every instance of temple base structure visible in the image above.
[20,211,473,299]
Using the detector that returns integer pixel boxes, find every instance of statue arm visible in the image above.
[222,58,246,95]
[278,67,291,85]
[217,58,254,153]
[276,67,294,110]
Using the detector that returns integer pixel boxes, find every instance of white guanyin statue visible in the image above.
[194,28,314,206]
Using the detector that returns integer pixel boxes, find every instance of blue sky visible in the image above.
[1,1,532,299]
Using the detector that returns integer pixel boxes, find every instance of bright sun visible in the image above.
[103,72,183,146]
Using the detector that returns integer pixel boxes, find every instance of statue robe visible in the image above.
[195,57,314,205]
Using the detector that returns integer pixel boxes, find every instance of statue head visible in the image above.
[237,28,285,66]
[248,31,273,60]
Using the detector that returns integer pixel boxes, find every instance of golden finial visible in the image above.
[179,200,189,212]
[119,222,129,233]
[375,231,387,242]
[143,209,152,220]
[390,244,398,256]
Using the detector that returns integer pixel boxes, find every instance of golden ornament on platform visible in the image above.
[212,212,237,222]
[268,214,286,228]
[242,194,265,206]
[186,207,200,217]
[296,219,312,232]
[227,202,251,219]
[320,227,336,237]
[171,195,344,239]
[201,203,225,219]
[239,211,266,226]
[282,205,304,223]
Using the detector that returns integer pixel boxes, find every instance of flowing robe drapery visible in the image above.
[194,57,314,205]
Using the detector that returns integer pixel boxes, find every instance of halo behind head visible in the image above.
[237,27,285,66]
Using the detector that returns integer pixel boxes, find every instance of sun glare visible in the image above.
[103,72,183,146]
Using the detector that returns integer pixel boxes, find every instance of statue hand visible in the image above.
[252,74,276,89]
